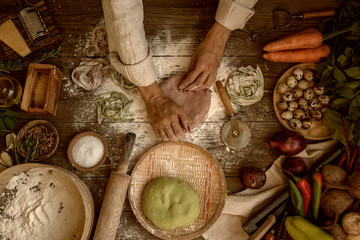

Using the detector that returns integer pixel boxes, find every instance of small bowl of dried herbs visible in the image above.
[16,120,59,162]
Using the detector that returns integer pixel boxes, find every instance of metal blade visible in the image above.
[221,118,251,149]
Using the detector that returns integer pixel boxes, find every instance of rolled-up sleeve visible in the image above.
[102,0,156,86]
[215,0,258,31]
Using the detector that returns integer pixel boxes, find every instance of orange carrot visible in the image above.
[263,28,323,52]
[262,44,331,63]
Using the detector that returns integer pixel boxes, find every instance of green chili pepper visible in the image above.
[289,179,304,217]
[311,171,322,220]
[283,170,311,216]
[285,216,333,240]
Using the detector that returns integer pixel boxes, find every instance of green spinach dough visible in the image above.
[142,177,200,230]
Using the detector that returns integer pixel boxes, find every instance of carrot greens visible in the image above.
[316,0,360,173]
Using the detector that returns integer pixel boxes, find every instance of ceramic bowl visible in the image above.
[67,131,108,171]
[16,120,59,160]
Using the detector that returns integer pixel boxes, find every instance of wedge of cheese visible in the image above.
[0,19,31,57]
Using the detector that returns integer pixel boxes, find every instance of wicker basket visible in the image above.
[129,141,227,240]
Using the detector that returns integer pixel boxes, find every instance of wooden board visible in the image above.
[0,0,61,59]
[0,0,341,239]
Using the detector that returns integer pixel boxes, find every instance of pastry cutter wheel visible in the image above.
[216,81,251,149]
[273,8,336,28]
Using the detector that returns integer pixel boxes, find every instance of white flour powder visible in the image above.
[0,167,85,240]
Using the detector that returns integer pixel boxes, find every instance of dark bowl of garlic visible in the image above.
[273,63,331,140]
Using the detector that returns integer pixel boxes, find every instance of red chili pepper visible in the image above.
[311,171,322,220]
[282,170,312,216]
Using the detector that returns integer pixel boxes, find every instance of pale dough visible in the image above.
[160,73,211,130]
[142,177,200,230]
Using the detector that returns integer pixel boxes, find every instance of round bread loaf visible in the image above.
[142,177,200,230]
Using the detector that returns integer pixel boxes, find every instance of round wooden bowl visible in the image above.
[0,163,94,240]
[273,63,331,140]
[67,131,108,172]
[129,141,227,240]
[16,120,59,160]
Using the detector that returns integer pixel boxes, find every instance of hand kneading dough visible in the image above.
[160,73,211,130]
[142,177,200,230]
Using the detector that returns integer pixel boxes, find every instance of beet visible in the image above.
[241,166,266,189]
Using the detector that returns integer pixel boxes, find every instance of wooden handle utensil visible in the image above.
[301,10,336,19]
[93,133,136,240]
[216,81,234,116]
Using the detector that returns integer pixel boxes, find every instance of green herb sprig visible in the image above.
[0,44,63,75]
[0,107,20,137]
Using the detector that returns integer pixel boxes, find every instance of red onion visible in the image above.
[241,166,266,189]
[282,157,307,176]
[269,131,306,156]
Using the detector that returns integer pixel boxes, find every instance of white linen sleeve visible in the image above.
[215,0,258,31]
[102,0,156,86]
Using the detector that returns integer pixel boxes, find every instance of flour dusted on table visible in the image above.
[0,167,85,240]
[72,135,105,168]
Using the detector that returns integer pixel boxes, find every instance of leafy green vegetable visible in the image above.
[0,107,20,137]
[317,0,360,172]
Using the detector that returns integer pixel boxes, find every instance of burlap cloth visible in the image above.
[202,139,338,240]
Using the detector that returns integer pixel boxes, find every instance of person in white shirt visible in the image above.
[102,0,258,141]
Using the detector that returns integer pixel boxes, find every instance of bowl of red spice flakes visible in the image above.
[16,120,59,161]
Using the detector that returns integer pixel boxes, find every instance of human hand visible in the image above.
[178,22,231,92]
[138,82,190,141]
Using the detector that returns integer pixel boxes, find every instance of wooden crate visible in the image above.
[0,0,61,59]
[21,63,62,116]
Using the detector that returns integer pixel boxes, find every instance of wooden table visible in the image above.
[0,0,339,239]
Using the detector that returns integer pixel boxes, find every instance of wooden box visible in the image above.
[21,63,62,116]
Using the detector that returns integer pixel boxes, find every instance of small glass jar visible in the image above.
[0,75,23,107]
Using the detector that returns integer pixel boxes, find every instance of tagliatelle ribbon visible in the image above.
[225,65,264,106]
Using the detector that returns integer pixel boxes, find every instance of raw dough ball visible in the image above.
[293,68,304,80]
[287,76,298,88]
[303,69,314,81]
[160,74,211,130]
[292,88,303,99]
[297,80,310,90]
[142,177,200,230]
[288,101,298,112]
[282,92,295,102]
[277,83,289,94]
[290,118,302,129]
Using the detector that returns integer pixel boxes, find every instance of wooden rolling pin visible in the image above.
[93,133,136,240]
